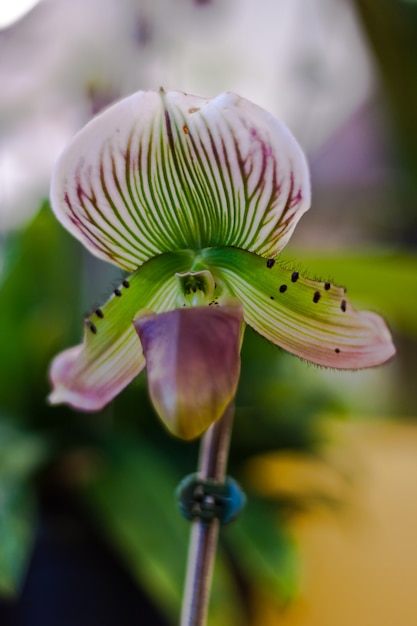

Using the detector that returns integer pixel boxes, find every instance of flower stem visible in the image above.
[179,402,235,626]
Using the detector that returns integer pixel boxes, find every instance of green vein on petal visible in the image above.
[48,250,196,411]
[202,247,396,369]
[51,90,310,271]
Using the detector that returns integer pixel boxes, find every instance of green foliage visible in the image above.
[0,423,48,595]
[0,482,34,596]
[82,439,188,614]
[0,201,82,415]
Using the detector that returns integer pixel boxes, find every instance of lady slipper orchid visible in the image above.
[48,89,395,440]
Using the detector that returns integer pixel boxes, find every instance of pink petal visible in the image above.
[48,338,145,411]
[134,304,243,440]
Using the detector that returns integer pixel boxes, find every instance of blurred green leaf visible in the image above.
[0,231,21,288]
[0,422,48,481]
[226,498,298,606]
[0,201,83,415]
[0,482,35,596]
[0,423,47,596]
[83,438,188,617]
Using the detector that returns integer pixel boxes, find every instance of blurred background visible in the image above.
[1,1,417,625]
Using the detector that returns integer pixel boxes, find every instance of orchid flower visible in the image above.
[48,89,395,440]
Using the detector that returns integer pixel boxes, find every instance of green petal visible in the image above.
[202,247,396,368]
[48,250,195,410]
[51,90,310,271]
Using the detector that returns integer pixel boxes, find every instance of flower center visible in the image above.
[176,269,217,307]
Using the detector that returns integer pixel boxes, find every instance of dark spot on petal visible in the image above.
[114,288,122,297]
[335,348,340,354]
[291,271,299,283]
[313,291,321,303]
[182,124,189,134]
[279,284,287,293]
[188,107,200,114]
[324,282,331,290]
[95,308,104,319]
[85,320,97,334]
[270,296,274,300]
[122,279,130,288]
[266,259,275,269]
[341,299,347,312]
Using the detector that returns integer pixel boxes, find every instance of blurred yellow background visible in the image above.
[249,419,417,626]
